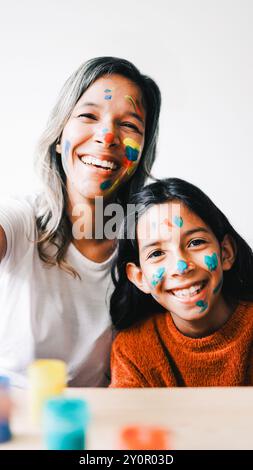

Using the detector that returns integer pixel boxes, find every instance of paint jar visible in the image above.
[118,425,170,450]
[28,359,66,424]
[42,397,89,450]
[0,376,12,443]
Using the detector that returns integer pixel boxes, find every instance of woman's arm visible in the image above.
[0,225,7,262]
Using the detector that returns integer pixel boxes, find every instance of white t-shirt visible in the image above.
[0,195,115,388]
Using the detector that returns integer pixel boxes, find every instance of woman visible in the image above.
[0,57,161,387]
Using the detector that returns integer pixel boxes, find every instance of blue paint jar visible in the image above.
[0,376,12,443]
[42,397,89,450]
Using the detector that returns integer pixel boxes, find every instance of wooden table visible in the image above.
[1,387,253,450]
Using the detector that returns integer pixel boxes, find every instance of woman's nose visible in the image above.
[94,125,119,148]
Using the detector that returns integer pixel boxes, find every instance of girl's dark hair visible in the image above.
[110,177,253,330]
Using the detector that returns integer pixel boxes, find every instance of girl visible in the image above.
[0,57,161,387]
[110,178,253,387]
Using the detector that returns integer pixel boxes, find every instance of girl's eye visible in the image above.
[78,113,98,120]
[121,122,141,133]
[188,239,207,248]
[147,250,164,260]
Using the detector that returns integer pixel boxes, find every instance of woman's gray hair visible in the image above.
[35,56,161,277]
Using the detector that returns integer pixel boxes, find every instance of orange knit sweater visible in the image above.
[110,302,253,387]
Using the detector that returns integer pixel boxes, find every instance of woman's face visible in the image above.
[57,74,146,200]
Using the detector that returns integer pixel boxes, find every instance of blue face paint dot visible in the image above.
[177,260,188,274]
[196,300,208,312]
[100,180,112,191]
[125,146,139,162]
[105,95,112,100]
[151,267,166,288]
[173,216,183,228]
[204,253,218,272]
[213,278,223,294]
[156,267,166,279]
[64,140,71,157]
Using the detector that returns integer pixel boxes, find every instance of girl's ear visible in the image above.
[221,234,237,271]
[126,262,151,294]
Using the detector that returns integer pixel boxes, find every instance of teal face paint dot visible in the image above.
[196,300,208,312]
[213,278,223,294]
[173,216,183,228]
[100,180,112,191]
[177,260,188,274]
[204,253,218,272]
[151,267,166,287]
[156,267,166,279]
[125,146,139,161]
[104,89,112,93]
[102,128,109,134]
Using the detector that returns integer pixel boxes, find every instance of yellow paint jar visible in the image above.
[28,359,66,424]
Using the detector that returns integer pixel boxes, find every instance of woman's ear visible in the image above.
[126,262,151,294]
[221,234,237,271]
[56,140,62,154]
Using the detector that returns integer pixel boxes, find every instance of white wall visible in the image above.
[0,0,252,244]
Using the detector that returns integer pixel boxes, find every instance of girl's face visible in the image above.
[127,202,236,324]
[56,74,145,200]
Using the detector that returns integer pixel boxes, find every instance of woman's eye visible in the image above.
[78,113,98,120]
[148,250,164,259]
[188,239,207,248]
[121,122,141,133]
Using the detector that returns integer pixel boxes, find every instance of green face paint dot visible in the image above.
[100,180,112,191]
[173,216,183,228]
[213,278,223,294]
[196,300,208,312]
[204,253,218,272]
[151,267,166,287]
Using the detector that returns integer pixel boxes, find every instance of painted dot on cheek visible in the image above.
[204,253,218,271]
[64,140,71,157]
[100,180,112,191]
[151,267,166,287]
[125,146,139,161]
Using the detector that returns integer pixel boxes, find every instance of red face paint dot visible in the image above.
[104,133,114,144]
[122,156,133,168]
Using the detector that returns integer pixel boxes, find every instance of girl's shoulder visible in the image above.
[112,312,167,352]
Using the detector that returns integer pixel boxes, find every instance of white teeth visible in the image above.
[172,283,204,298]
[80,156,117,170]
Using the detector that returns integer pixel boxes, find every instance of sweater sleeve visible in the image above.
[109,334,150,388]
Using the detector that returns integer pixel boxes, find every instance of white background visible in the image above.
[0,0,252,244]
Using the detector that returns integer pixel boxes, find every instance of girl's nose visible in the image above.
[170,258,196,277]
